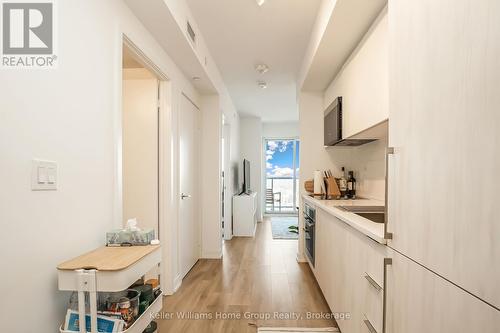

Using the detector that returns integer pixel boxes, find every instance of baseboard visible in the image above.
[296,252,307,263]
[201,250,223,259]
[173,274,183,292]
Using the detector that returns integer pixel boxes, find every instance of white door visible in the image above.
[179,95,200,278]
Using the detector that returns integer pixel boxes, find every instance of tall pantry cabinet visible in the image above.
[386,0,500,331]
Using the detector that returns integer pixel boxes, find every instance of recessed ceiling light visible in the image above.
[192,76,201,81]
[255,64,269,74]
[257,81,267,89]
[256,0,265,6]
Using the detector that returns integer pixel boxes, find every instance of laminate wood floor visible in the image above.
[157,218,336,332]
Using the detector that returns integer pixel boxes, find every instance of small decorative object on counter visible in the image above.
[339,167,348,198]
[304,179,315,193]
[313,170,324,196]
[106,218,155,246]
[347,171,356,199]
[324,171,341,200]
[143,321,158,333]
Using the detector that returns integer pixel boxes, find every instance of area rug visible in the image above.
[270,217,299,239]
[258,328,339,333]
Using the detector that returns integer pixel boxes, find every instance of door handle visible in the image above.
[363,316,378,333]
[181,193,192,200]
[364,272,382,292]
[384,147,394,240]
[382,258,393,333]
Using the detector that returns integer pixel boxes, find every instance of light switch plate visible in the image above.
[32,159,57,190]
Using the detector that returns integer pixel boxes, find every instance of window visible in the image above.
[264,139,300,215]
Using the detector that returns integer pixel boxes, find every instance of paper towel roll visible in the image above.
[314,170,323,194]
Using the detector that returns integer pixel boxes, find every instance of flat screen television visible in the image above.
[241,159,251,195]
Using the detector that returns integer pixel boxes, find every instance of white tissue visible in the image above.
[126,218,141,231]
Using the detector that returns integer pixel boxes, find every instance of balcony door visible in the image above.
[264,139,300,215]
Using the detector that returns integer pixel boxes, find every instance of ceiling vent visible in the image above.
[187,21,196,45]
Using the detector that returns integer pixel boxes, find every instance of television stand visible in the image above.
[233,192,257,237]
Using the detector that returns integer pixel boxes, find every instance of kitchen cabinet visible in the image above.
[315,207,387,333]
[323,10,389,140]
[388,0,500,308]
[385,249,500,332]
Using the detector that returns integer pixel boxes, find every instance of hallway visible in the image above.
[159,219,336,332]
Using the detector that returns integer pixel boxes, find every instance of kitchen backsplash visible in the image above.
[326,137,387,201]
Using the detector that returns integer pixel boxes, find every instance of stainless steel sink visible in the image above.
[354,212,385,224]
[338,206,385,224]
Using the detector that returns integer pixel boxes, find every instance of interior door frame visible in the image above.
[178,92,201,280]
[222,122,232,240]
[262,136,300,216]
[117,35,175,293]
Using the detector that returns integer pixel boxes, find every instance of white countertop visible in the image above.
[302,194,387,244]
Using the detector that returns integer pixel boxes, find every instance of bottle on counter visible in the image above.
[347,171,356,199]
[339,167,348,198]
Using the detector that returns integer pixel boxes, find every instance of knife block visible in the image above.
[325,177,341,199]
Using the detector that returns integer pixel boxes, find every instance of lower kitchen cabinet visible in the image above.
[315,208,387,333]
[385,249,500,332]
[313,207,500,333]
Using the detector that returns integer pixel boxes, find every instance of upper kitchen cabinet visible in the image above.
[323,10,389,139]
[387,0,500,309]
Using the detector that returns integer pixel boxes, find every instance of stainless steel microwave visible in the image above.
[324,96,342,146]
[324,96,380,147]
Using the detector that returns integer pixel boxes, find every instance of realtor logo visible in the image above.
[1,0,57,68]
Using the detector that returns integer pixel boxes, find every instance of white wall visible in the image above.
[239,117,263,221]
[299,92,351,193]
[200,95,223,257]
[348,138,386,200]
[122,71,159,233]
[298,92,349,260]
[0,0,200,331]
[165,0,242,247]
[220,95,240,240]
[297,11,389,258]
[262,122,300,138]
[298,0,338,90]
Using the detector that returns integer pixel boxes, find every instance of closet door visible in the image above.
[387,0,500,308]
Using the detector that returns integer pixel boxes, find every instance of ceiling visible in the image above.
[124,0,217,94]
[186,0,322,122]
[301,0,387,91]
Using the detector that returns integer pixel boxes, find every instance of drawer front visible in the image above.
[349,228,387,333]
[361,276,384,333]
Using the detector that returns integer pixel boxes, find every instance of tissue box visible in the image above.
[106,229,155,246]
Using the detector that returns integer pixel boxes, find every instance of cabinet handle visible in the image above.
[383,258,393,333]
[384,147,394,240]
[364,272,382,292]
[364,316,378,333]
